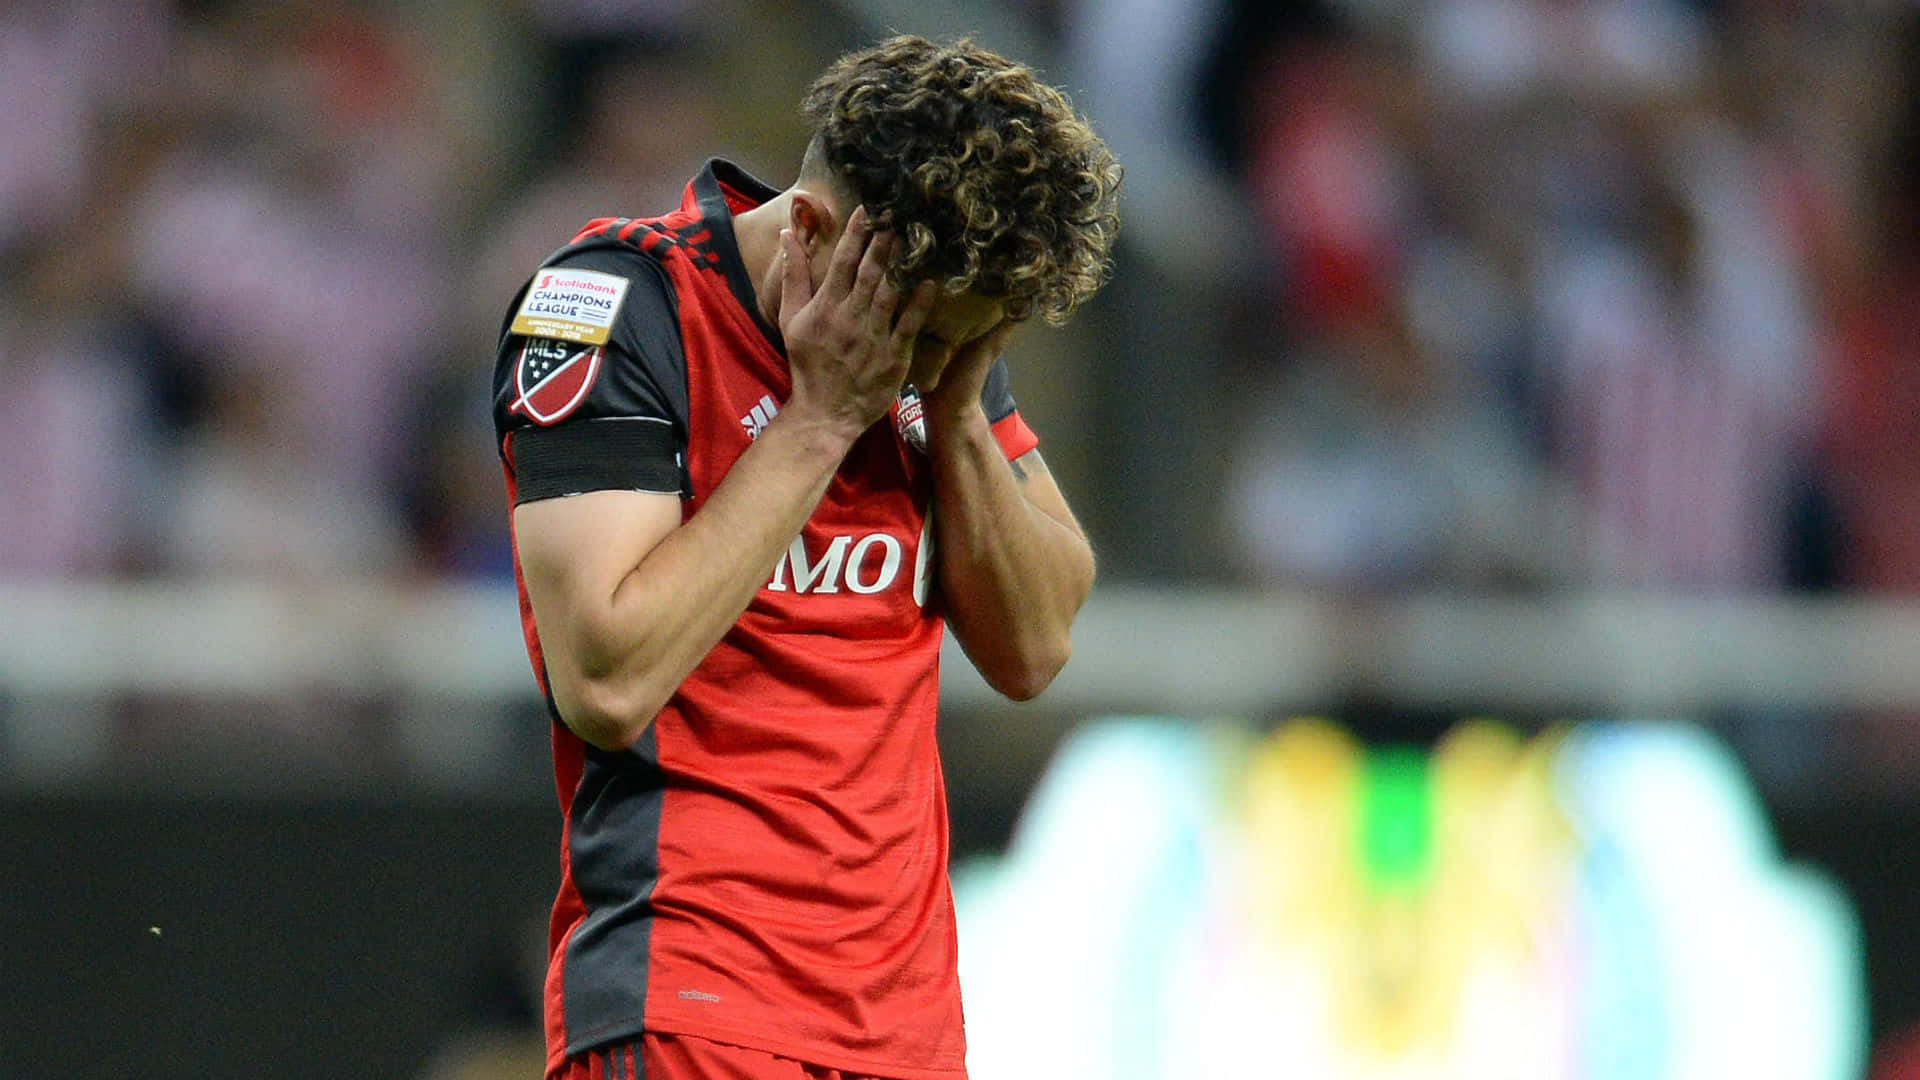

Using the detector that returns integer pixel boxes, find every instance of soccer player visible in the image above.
[491,35,1120,1080]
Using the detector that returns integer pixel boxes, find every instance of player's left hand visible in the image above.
[920,318,1014,426]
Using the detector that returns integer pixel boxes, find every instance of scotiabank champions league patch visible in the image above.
[510,267,630,344]
[510,338,602,425]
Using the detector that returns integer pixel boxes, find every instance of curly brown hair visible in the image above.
[800,35,1122,326]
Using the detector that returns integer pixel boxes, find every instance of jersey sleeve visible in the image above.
[493,247,691,504]
[979,358,1040,461]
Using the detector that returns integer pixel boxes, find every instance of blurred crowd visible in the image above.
[0,0,824,584]
[1185,0,1920,594]
[0,0,1915,596]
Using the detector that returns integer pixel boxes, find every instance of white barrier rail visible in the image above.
[4,582,1918,713]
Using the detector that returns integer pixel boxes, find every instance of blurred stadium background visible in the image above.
[4,0,1920,1076]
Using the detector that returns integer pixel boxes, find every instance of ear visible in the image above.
[788,190,839,257]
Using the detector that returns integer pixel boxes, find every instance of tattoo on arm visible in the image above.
[1009,448,1048,483]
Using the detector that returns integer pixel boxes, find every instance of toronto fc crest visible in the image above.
[510,338,602,425]
[895,386,928,454]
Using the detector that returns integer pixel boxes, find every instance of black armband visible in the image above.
[509,419,685,503]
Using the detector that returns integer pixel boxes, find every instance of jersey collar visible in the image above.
[693,159,785,353]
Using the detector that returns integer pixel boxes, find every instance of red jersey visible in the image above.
[491,161,1039,1079]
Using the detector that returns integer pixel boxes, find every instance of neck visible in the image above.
[732,193,793,331]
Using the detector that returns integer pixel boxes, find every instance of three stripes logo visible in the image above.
[740,394,780,440]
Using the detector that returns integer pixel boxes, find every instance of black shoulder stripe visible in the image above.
[979,357,1018,424]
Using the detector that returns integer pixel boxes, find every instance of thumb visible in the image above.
[778,228,812,325]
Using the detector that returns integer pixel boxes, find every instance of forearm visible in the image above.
[543,414,855,743]
[928,407,1094,699]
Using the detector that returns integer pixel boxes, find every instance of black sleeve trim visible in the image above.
[980,357,1017,423]
[510,419,686,504]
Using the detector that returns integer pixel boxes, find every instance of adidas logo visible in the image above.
[740,394,779,440]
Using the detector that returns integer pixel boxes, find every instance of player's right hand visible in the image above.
[778,205,937,441]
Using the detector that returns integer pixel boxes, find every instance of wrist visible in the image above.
[922,389,989,427]
[763,405,864,461]
[923,398,993,454]
[781,377,883,440]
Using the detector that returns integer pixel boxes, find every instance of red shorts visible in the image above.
[550,1032,910,1080]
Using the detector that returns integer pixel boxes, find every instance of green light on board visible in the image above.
[1361,746,1432,891]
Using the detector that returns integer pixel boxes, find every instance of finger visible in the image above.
[955,318,1014,363]
[869,262,903,331]
[819,204,871,301]
[850,229,895,312]
[982,318,1016,355]
[778,228,812,320]
[889,280,939,348]
[949,320,1015,385]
